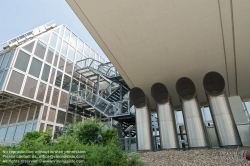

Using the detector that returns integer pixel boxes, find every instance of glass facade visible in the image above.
[0,24,107,145]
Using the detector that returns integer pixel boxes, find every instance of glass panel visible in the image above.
[46,86,52,104]
[46,47,54,64]
[49,68,56,84]
[22,77,37,99]
[46,124,53,135]
[90,49,95,59]
[27,106,36,121]
[72,79,79,92]
[9,110,19,124]
[0,54,4,67]
[22,41,35,53]
[34,108,40,120]
[0,128,7,141]
[49,33,58,48]
[54,27,60,34]
[7,50,14,67]
[34,41,46,60]
[56,111,65,124]
[59,92,68,109]
[64,28,70,42]
[60,26,64,37]
[52,88,59,106]
[67,113,73,123]
[1,110,11,125]
[84,44,90,56]
[0,112,3,124]
[68,46,75,61]
[65,60,73,75]
[70,33,77,47]
[62,75,70,91]
[40,33,50,43]
[53,52,59,67]
[7,71,24,94]
[0,70,8,90]
[28,58,42,78]
[80,83,86,90]
[48,108,56,122]
[56,38,62,52]
[77,39,84,53]
[55,71,63,88]
[18,108,28,122]
[32,122,37,131]
[75,51,83,64]
[13,125,25,141]
[5,126,15,141]
[24,123,32,134]
[58,55,65,71]
[41,64,51,81]
[42,106,48,120]
[36,82,46,102]
[0,51,11,70]
[14,50,30,72]
[39,123,44,132]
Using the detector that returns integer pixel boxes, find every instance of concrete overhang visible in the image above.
[66,0,250,109]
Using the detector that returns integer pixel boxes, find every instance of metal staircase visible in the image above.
[69,58,135,124]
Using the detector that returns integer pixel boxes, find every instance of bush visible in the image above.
[101,128,118,144]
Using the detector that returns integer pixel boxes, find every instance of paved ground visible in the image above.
[139,147,250,166]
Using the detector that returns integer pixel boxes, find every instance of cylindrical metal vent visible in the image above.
[130,87,153,151]
[203,71,242,147]
[151,83,179,149]
[176,77,209,148]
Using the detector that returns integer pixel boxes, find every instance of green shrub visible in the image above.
[101,128,118,144]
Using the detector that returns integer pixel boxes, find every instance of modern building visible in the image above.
[0,21,114,145]
[66,1,250,150]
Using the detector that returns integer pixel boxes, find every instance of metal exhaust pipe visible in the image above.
[176,77,209,148]
[203,71,242,147]
[151,83,179,149]
[129,87,153,151]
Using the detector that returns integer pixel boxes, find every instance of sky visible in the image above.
[0,0,108,60]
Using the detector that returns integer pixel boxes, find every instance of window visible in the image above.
[56,111,65,124]
[65,60,73,75]
[40,33,50,43]
[59,92,68,109]
[0,70,8,90]
[70,33,77,47]
[46,86,52,104]
[56,38,62,52]
[60,26,64,37]
[22,41,35,53]
[9,110,19,124]
[62,75,70,91]
[90,49,95,59]
[34,41,46,60]
[7,71,24,94]
[39,123,45,132]
[18,108,28,122]
[42,106,48,120]
[0,128,7,141]
[67,113,73,123]
[41,64,51,81]
[46,124,53,135]
[27,106,36,121]
[50,33,58,48]
[77,39,84,52]
[48,108,56,122]
[24,123,32,135]
[34,109,40,120]
[64,28,70,42]
[5,126,15,141]
[58,56,66,71]
[46,48,54,64]
[54,27,60,34]
[32,122,37,131]
[0,51,11,70]
[29,58,42,78]
[61,41,68,55]
[36,82,46,102]
[14,50,30,72]
[1,110,11,125]
[13,125,25,141]
[49,68,56,84]
[53,52,59,67]
[84,44,90,56]
[55,71,63,88]
[68,46,75,61]
[22,77,37,99]
[52,88,59,106]
[75,51,83,64]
